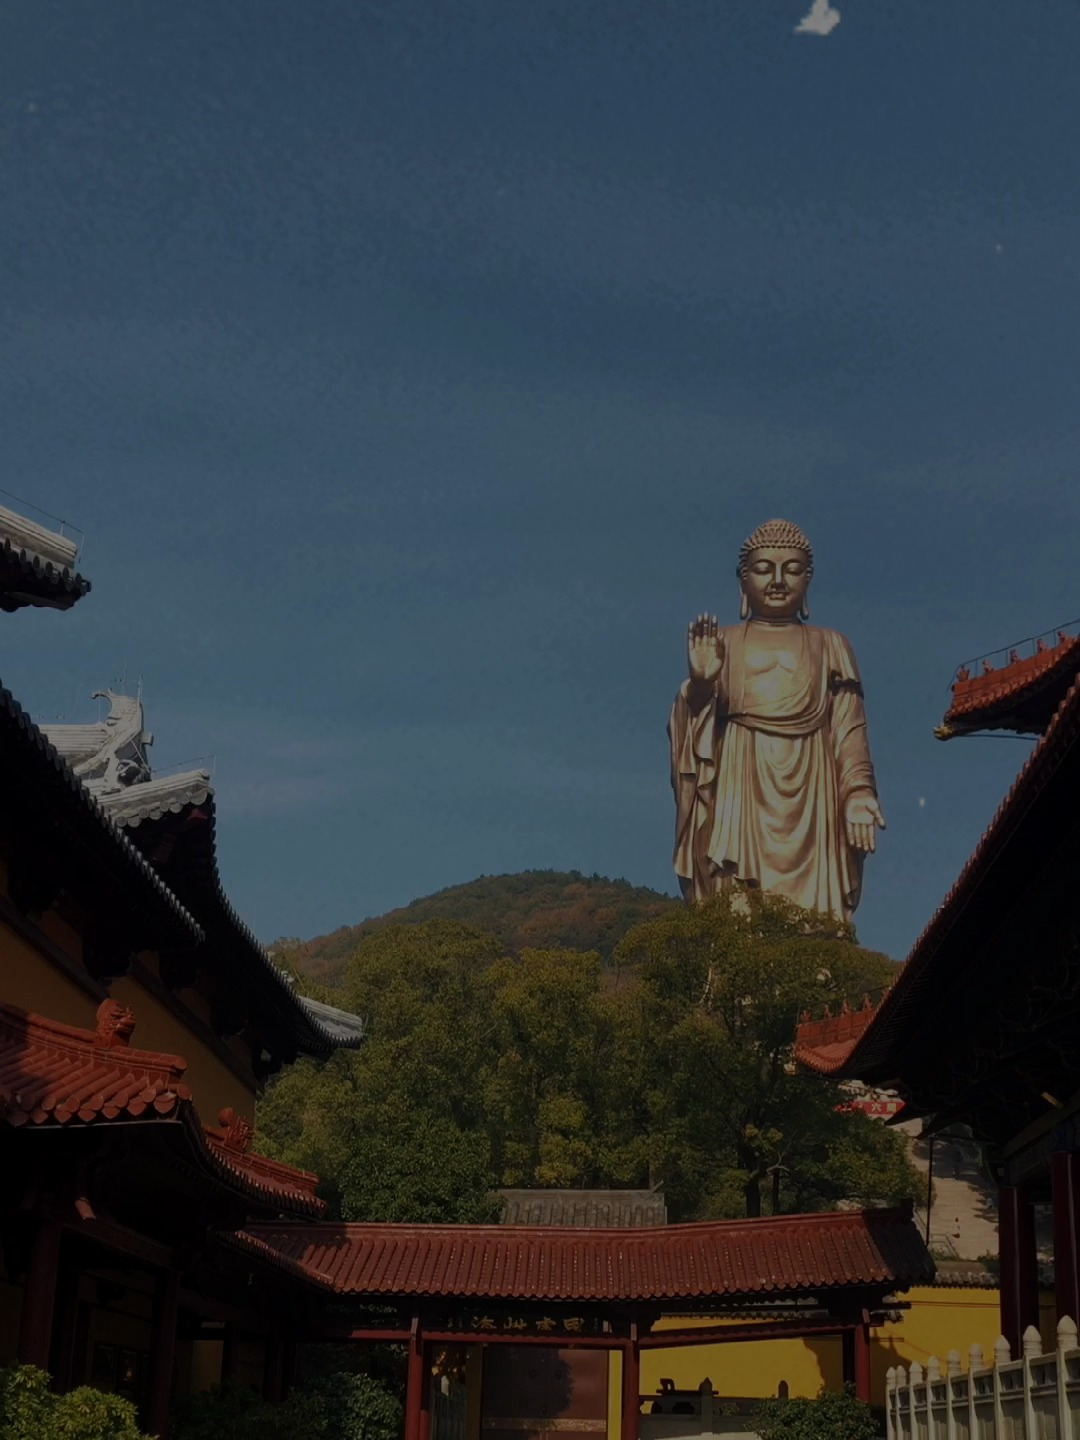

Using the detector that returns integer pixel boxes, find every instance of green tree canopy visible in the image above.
[615,892,914,1217]
[258,897,918,1224]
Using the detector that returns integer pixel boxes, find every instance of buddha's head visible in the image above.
[737,518,813,622]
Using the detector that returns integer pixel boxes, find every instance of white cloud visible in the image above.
[795,0,841,36]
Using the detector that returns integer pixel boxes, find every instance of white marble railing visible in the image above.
[886,1318,1080,1440]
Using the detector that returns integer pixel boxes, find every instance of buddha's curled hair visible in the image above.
[738,518,814,578]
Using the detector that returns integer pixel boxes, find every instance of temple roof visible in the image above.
[0,999,325,1219]
[39,691,363,1059]
[795,663,1080,1138]
[938,623,1080,738]
[0,998,191,1126]
[295,995,367,1046]
[44,691,154,793]
[0,502,90,612]
[498,1188,668,1228]
[244,1205,933,1303]
[0,683,202,949]
[98,769,212,825]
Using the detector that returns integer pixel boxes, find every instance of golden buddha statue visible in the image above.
[668,519,885,921]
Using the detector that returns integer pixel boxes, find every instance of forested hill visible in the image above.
[277,870,679,987]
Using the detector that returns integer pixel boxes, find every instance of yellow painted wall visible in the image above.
[0,917,99,1029]
[609,1348,623,1440]
[110,974,255,1125]
[0,876,255,1126]
[643,1320,841,1404]
[871,1286,1017,1392]
[190,1340,224,1393]
[639,1289,1057,1409]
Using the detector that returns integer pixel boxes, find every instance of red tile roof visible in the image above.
[0,1000,325,1218]
[0,999,191,1125]
[793,997,880,1075]
[245,1205,932,1302]
[940,627,1080,735]
[202,1107,323,1215]
[795,666,1080,1080]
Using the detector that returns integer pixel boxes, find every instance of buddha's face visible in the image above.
[740,546,811,621]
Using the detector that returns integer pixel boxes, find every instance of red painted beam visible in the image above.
[421,1331,622,1348]
[317,1328,624,1347]
[63,1214,175,1271]
[640,1319,848,1349]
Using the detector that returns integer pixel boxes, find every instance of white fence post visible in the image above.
[912,1362,926,1440]
[897,1365,909,1440]
[969,1344,985,1440]
[1059,1315,1079,1440]
[946,1351,962,1440]
[882,1324,1080,1440]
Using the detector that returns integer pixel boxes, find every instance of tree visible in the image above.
[257,901,919,1227]
[258,921,502,1221]
[338,1110,499,1224]
[615,892,918,1218]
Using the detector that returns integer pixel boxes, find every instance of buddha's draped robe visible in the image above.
[668,622,877,921]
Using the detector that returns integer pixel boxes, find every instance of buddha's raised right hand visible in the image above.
[687,613,723,686]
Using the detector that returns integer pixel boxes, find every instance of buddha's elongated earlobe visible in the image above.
[799,599,810,621]
[740,591,750,620]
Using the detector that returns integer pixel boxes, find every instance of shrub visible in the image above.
[0,1365,150,1440]
[170,1373,402,1440]
[169,1384,271,1440]
[293,1372,402,1440]
[755,1385,879,1440]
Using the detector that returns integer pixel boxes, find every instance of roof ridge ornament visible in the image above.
[214,1106,255,1154]
[95,999,136,1049]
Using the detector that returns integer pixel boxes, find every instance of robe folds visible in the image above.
[668,622,877,922]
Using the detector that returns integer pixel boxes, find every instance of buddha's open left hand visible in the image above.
[845,792,886,853]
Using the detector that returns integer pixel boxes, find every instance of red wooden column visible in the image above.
[842,1314,872,1402]
[621,1326,641,1440]
[17,1218,62,1368]
[418,1345,432,1440]
[404,1318,425,1440]
[147,1270,180,1439]
[51,1250,83,1390]
[999,1184,1040,1356]
[1052,1151,1080,1326]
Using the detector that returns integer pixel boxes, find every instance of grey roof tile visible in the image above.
[498,1188,668,1228]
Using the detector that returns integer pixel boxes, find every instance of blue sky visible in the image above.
[3,0,1079,960]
